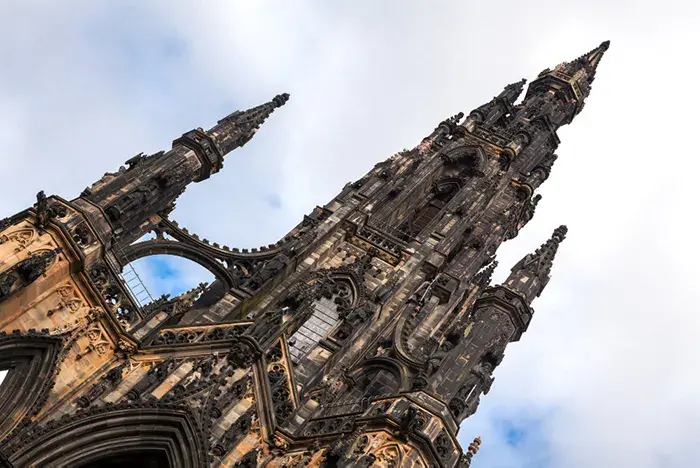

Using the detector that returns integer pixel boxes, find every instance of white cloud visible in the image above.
[2,1,700,466]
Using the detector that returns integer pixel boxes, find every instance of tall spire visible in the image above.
[77,93,290,249]
[559,40,610,83]
[504,225,568,303]
[208,93,290,156]
[174,93,290,180]
[519,40,610,129]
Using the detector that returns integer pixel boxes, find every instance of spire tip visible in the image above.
[273,93,290,107]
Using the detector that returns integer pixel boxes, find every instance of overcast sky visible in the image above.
[2,1,700,467]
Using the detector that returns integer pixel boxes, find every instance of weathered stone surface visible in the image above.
[0,42,610,467]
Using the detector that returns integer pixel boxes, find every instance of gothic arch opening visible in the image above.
[288,276,359,388]
[129,254,215,299]
[0,333,63,440]
[127,254,225,325]
[395,179,461,242]
[8,404,206,468]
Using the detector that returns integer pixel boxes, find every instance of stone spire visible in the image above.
[207,93,290,156]
[74,93,290,249]
[504,225,568,303]
[524,40,610,124]
[175,93,291,181]
[559,40,610,83]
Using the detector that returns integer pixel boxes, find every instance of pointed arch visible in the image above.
[121,239,238,290]
[0,331,63,440]
[395,177,462,241]
[287,271,362,365]
[8,403,207,468]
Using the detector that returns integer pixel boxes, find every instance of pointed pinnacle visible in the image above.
[272,93,290,108]
[532,225,567,268]
[502,78,527,96]
[496,78,527,106]
[570,40,610,80]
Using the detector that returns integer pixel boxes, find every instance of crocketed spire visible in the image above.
[209,92,291,155]
[504,225,568,303]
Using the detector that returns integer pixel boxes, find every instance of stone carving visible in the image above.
[0,248,61,302]
[397,406,426,441]
[242,253,290,291]
[0,228,36,251]
[34,191,67,230]
[75,323,112,360]
[71,223,95,248]
[227,340,261,369]
[105,180,160,223]
[74,364,124,408]
[87,262,139,327]
[212,410,253,457]
[434,431,452,461]
[374,444,401,468]
[153,323,249,346]
[47,284,85,316]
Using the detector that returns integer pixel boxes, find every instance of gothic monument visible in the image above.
[0,41,609,467]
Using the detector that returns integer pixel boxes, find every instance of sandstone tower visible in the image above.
[0,41,609,467]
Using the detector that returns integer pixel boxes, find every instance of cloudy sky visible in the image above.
[2,1,700,467]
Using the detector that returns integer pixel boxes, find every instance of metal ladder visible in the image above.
[111,240,155,308]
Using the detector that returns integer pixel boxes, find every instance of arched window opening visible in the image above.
[130,255,215,299]
[128,255,220,325]
[395,182,460,242]
[288,280,355,387]
[288,280,353,364]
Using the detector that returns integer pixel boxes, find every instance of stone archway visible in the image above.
[8,403,207,468]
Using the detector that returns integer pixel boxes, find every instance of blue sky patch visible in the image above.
[266,193,283,209]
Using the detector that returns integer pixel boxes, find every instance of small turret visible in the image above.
[463,79,526,131]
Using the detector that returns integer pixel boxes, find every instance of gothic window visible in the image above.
[288,281,353,364]
[395,181,460,241]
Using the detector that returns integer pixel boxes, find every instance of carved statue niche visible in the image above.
[105,180,160,222]
[397,406,425,441]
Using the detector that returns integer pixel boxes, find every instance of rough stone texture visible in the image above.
[0,43,609,467]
